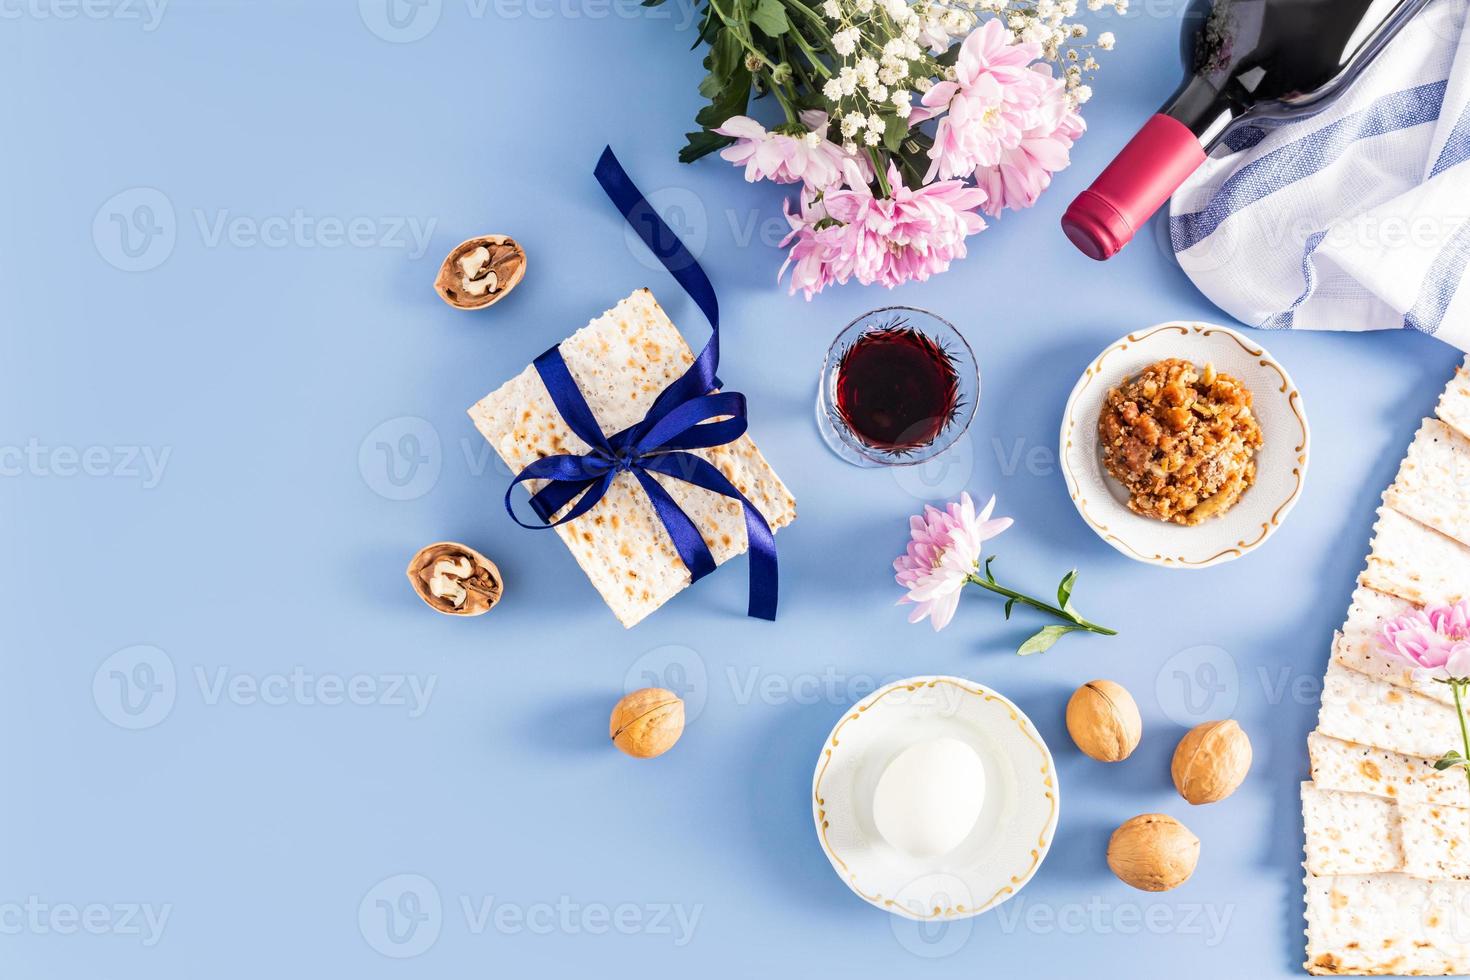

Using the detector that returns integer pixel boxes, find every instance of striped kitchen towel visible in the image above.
[1170,0,1470,349]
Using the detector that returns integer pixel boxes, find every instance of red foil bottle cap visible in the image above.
[1061,114,1207,261]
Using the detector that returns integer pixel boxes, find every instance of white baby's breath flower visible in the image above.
[866,112,884,131]
[822,0,841,16]
[1074,83,1093,103]
[804,131,823,148]
[823,78,844,100]
[863,128,881,145]
[1097,30,1115,50]
[914,76,933,92]
[843,140,859,154]
[870,84,889,102]
[891,88,911,110]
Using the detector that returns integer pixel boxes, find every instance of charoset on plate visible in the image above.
[811,675,1059,920]
[1060,322,1310,569]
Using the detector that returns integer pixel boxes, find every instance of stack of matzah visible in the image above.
[468,289,796,628]
[1304,358,1470,975]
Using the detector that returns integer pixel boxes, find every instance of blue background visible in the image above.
[2,1,1462,976]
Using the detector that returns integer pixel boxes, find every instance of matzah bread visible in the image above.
[1303,781,1402,876]
[1435,357,1470,442]
[1319,659,1462,760]
[1305,872,1470,975]
[1302,782,1470,880]
[1362,506,1470,607]
[1305,361,1470,975]
[1384,419,1470,550]
[1334,585,1453,707]
[1310,732,1467,808]
[468,289,796,628]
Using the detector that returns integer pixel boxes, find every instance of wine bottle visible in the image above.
[1061,0,1434,261]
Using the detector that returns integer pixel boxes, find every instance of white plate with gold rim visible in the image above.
[1060,322,1310,569]
[811,675,1058,920]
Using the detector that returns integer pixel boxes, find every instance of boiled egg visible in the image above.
[872,737,986,859]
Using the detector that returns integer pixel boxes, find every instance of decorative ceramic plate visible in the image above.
[1060,322,1310,569]
[811,676,1058,920]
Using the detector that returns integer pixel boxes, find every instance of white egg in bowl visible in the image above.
[812,675,1059,920]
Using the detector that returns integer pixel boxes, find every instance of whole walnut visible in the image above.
[1065,680,1142,762]
[1172,720,1252,804]
[1107,814,1200,892]
[609,688,685,759]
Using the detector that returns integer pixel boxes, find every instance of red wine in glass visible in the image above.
[834,319,961,452]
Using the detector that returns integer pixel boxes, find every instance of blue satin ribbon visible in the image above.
[502,146,779,621]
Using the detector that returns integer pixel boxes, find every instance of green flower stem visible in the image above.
[965,574,1117,637]
[870,150,891,196]
[1454,680,1470,798]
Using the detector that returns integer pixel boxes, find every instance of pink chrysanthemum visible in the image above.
[973,67,1085,215]
[778,162,987,299]
[911,19,1054,182]
[715,111,851,189]
[893,493,1013,631]
[1380,600,1470,682]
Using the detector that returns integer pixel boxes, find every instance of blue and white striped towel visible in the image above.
[1169,0,1470,349]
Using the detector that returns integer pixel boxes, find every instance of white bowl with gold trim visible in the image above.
[1060,322,1310,569]
[811,675,1058,920]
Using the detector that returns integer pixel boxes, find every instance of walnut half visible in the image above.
[406,542,503,616]
[434,234,526,310]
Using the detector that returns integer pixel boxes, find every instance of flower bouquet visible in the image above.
[657,0,1122,296]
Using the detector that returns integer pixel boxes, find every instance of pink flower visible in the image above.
[894,493,1013,631]
[972,68,1085,215]
[715,111,850,189]
[911,19,1053,182]
[1379,600,1470,682]
[778,162,987,298]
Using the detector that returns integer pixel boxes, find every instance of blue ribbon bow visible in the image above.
[502,147,779,621]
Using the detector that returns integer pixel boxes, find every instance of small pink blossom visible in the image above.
[910,19,1054,182]
[1379,600,1470,682]
[894,492,1013,631]
[778,162,987,298]
[715,111,851,189]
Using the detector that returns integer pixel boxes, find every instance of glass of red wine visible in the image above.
[816,307,979,468]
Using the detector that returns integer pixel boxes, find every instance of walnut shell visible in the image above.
[1172,719,1252,804]
[610,688,684,759]
[406,541,503,616]
[1065,679,1142,762]
[1107,813,1200,892]
[434,234,526,310]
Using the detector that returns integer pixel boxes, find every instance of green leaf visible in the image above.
[750,0,789,37]
[1435,750,1467,771]
[698,71,726,99]
[709,29,742,78]
[678,130,737,164]
[694,66,751,129]
[1018,624,1083,657]
[1003,597,1016,621]
[983,555,998,585]
[641,0,666,6]
[1057,569,1077,614]
[882,113,908,152]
